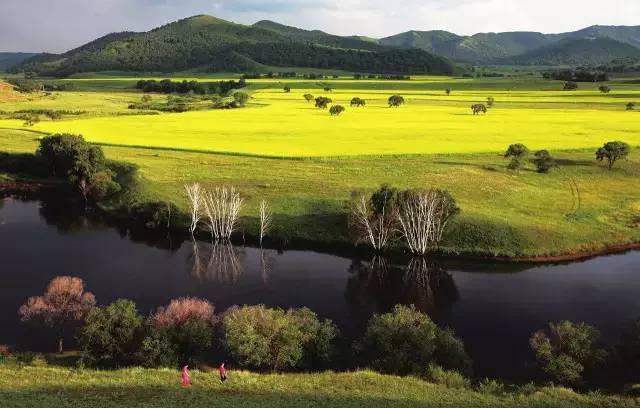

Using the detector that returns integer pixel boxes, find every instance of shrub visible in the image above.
[476,378,506,396]
[222,305,337,371]
[530,321,607,385]
[151,298,215,365]
[425,365,470,389]
[596,141,631,170]
[78,299,145,367]
[532,150,556,173]
[359,305,471,376]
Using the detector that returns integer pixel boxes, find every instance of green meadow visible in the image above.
[1,74,639,257]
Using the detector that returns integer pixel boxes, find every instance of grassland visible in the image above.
[1,365,637,408]
[1,74,639,257]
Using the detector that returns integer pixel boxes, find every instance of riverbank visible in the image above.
[1,128,639,260]
[0,365,637,408]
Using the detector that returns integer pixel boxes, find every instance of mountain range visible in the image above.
[9,15,640,76]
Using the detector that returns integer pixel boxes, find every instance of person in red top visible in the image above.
[181,365,191,387]
[218,362,227,383]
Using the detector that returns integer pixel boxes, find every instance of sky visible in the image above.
[1,0,639,53]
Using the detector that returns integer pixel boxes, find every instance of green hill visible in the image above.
[0,52,37,71]
[499,37,640,66]
[14,15,455,76]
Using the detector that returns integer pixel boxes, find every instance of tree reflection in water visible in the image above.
[346,255,458,323]
[259,249,275,285]
[189,240,244,283]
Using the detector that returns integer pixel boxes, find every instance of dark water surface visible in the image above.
[1,194,639,379]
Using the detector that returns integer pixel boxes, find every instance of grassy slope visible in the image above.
[1,75,639,257]
[1,366,637,408]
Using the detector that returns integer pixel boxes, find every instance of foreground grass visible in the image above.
[0,366,637,408]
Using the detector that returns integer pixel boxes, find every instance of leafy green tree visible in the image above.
[304,93,314,103]
[359,305,471,376]
[598,86,611,94]
[388,95,405,107]
[504,143,529,171]
[315,96,332,109]
[78,299,144,367]
[283,86,291,93]
[532,150,556,173]
[222,305,337,371]
[141,94,152,103]
[329,105,345,116]
[530,321,607,385]
[233,91,249,107]
[596,141,631,170]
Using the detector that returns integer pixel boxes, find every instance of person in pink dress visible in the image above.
[181,365,191,386]
[219,362,227,383]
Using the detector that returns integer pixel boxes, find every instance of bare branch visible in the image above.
[259,199,273,247]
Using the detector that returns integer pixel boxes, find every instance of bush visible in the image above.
[504,143,529,171]
[425,365,470,389]
[359,305,471,376]
[222,305,337,371]
[476,378,506,396]
[532,150,556,173]
[151,298,215,365]
[530,321,607,385]
[78,299,145,367]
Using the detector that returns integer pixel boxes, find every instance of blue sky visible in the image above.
[2,0,639,52]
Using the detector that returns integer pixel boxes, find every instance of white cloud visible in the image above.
[1,0,639,52]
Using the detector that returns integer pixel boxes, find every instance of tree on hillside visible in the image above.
[19,276,96,353]
[596,141,631,170]
[504,143,529,171]
[530,321,607,385]
[304,93,314,103]
[388,95,405,107]
[329,105,345,116]
[532,150,556,173]
[598,86,611,94]
[315,96,332,109]
[283,86,291,93]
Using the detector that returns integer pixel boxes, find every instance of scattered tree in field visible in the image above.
[532,150,556,173]
[202,187,244,241]
[19,276,96,353]
[627,102,636,111]
[233,91,249,107]
[530,321,607,385]
[329,105,345,116]
[152,297,215,365]
[504,143,529,171]
[222,305,337,371]
[563,81,578,90]
[359,305,471,376]
[486,97,495,107]
[471,104,487,115]
[445,88,451,96]
[315,96,332,109]
[323,86,332,92]
[350,97,366,107]
[141,94,152,103]
[184,183,203,235]
[23,114,39,127]
[78,299,144,367]
[598,85,611,94]
[596,141,631,170]
[304,93,314,103]
[283,86,291,93]
[259,199,272,247]
[388,95,405,107]
[349,185,398,251]
[396,189,459,255]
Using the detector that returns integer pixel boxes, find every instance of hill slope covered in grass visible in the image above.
[13,15,455,77]
[0,366,637,408]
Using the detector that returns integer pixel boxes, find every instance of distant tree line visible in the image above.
[135,79,246,95]
[353,74,411,80]
[542,69,609,82]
